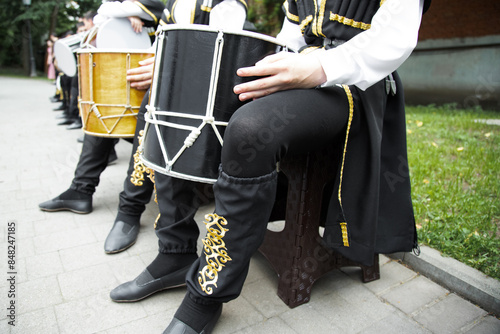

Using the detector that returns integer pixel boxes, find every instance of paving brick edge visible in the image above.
[388,245,500,317]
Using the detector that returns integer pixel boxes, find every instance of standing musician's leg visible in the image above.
[105,93,155,254]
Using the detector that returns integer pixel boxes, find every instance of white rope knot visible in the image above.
[203,116,215,124]
[184,128,202,147]
[145,104,155,116]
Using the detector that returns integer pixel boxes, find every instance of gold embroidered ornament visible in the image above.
[198,213,232,295]
[130,130,155,186]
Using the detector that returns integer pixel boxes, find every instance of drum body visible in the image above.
[53,32,85,77]
[141,24,287,183]
[77,49,154,138]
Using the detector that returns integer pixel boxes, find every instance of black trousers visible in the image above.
[68,75,79,121]
[59,74,72,111]
[69,93,154,217]
[178,87,350,303]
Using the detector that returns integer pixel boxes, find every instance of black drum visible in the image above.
[140,24,288,183]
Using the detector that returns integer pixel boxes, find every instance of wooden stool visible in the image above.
[259,146,380,308]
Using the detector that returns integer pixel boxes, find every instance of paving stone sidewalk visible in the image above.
[1,76,499,334]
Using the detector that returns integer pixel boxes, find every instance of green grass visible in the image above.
[406,105,500,280]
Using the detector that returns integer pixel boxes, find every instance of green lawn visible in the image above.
[406,105,500,280]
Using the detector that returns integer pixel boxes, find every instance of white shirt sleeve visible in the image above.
[276,18,306,52]
[316,0,424,90]
[209,0,246,30]
[95,1,152,23]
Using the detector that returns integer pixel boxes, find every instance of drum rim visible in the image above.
[76,48,155,54]
[157,23,288,48]
[140,154,217,184]
[54,31,87,45]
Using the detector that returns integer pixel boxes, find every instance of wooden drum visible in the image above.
[77,49,153,138]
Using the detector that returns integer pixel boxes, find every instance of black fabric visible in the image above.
[322,73,416,265]
[146,252,198,279]
[154,173,201,254]
[186,169,277,303]
[115,211,141,226]
[59,74,72,112]
[69,92,153,219]
[68,75,79,121]
[174,293,222,333]
[58,188,92,200]
[117,93,155,217]
[286,0,432,51]
[136,0,165,28]
[221,87,349,178]
[70,135,118,195]
[286,0,381,46]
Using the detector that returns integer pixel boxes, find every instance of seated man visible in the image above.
[157,0,432,333]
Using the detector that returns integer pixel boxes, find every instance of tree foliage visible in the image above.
[0,0,101,71]
[247,0,284,36]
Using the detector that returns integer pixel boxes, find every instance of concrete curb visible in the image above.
[388,245,500,317]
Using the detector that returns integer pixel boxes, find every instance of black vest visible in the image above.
[284,0,431,48]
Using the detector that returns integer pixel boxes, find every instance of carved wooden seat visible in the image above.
[259,146,380,308]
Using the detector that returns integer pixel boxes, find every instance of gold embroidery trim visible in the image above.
[162,8,171,22]
[315,0,327,37]
[135,2,158,25]
[380,0,387,6]
[238,0,248,9]
[339,85,353,208]
[284,0,300,23]
[130,130,154,186]
[340,222,349,247]
[200,5,212,12]
[338,85,354,248]
[154,213,160,229]
[329,12,371,30]
[312,0,319,36]
[299,15,314,33]
[198,213,232,295]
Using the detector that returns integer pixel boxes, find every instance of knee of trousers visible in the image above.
[222,111,281,176]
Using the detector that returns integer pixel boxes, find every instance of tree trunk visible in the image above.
[49,2,60,38]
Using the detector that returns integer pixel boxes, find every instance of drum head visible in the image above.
[96,18,152,49]
[53,35,81,77]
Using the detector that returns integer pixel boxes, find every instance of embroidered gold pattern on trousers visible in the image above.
[198,213,232,295]
[154,213,160,229]
[130,130,154,186]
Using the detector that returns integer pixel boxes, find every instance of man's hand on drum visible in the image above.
[127,57,155,90]
[128,16,144,33]
[233,51,327,102]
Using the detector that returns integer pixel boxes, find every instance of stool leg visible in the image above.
[259,148,381,308]
[361,254,381,283]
